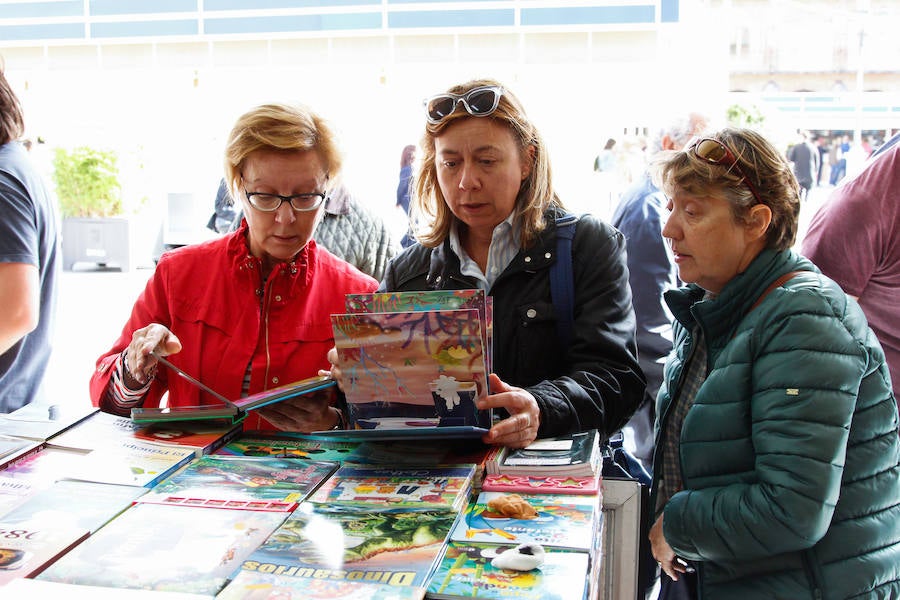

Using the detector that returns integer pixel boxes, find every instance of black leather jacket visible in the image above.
[380,209,645,439]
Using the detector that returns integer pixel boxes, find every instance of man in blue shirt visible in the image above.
[0,62,61,412]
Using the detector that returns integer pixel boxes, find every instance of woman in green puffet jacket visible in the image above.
[648,128,900,599]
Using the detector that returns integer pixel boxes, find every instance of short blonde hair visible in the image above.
[413,78,563,248]
[653,127,800,251]
[223,102,341,198]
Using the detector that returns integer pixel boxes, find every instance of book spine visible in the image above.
[0,441,46,470]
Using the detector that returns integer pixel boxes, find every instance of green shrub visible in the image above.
[52,146,122,218]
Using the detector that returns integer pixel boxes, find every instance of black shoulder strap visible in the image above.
[550,213,579,349]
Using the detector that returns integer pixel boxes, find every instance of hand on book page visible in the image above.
[255,386,340,433]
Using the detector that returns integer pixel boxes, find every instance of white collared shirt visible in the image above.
[449,213,521,290]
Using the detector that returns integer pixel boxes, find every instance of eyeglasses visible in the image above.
[686,137,763,205]
[241,180,327,213]
[424,86,504,124]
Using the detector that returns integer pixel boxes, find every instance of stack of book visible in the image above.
[482,429,602,495]
[425,490,600,599]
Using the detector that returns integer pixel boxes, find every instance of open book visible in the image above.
[130,352,336,424]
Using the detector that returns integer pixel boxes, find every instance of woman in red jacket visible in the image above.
[90,103,378,432]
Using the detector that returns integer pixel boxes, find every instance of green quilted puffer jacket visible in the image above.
[651,249,900,599]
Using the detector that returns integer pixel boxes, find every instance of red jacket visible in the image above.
[90,223,378,430]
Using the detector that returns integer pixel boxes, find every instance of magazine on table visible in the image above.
[239,502,458,589]
[426,541,590,600]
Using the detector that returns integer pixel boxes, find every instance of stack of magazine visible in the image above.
[482,429,602,495]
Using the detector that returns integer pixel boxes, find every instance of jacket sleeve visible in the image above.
[89,260,173,412]
[663,286,869,562]
[530,218,645,439]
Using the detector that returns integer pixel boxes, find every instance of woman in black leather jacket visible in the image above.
[375,79,645,448]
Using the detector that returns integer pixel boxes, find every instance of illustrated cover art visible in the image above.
[0,479,145,533]
[481,473,601,496]
[344,289,492,374]
[36,503,286,595]
[0,522,90,585]
[330,308,489,434]
[308,464,475,512]
[139,456,339,511]
[240,503,457,589]
[449,491,598,551]
[425,542,589,600]
[219,570,425,599]
[216,432,361,462]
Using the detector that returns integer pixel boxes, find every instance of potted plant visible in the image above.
[53,146,132,271]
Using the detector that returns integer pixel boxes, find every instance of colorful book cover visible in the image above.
[308,465,475,512]
[0,521,90,586]
[450,491,598,551]
[0,403,98,443]
[425,542,589,600]
[216,432,361,462]
[240,503,457,589]
[219,570,426,599]
[331,308,489,434]
[140,456,338,511]
[36,503,286,595]
[344,289,492,375]
[0,479,145,533]
[481,473,601,496]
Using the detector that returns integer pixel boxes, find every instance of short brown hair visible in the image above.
[653,127,800,251]
[413,78,563,248]
[223,102,341,198]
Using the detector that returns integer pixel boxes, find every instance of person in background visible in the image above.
[329,79,645,449]
[593,137,617,173]
[314,181,400,281]
[829,133,850,185]
[649,128,900,599]
[802,131,900,406]
[209,177,239,233]
[786,130,818,201]
[90,102,378,431]
[397,144,417,248]
[0,60,60,413]
[611,111,708,471]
